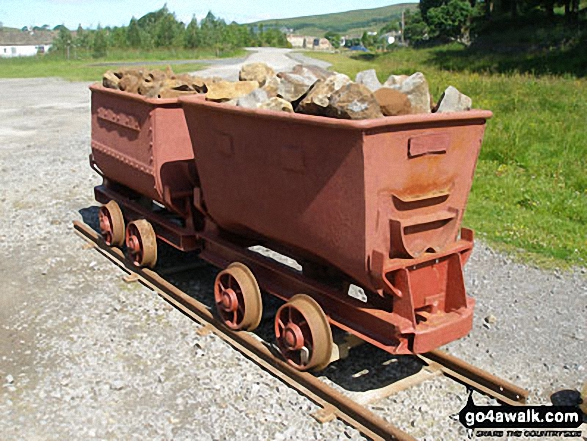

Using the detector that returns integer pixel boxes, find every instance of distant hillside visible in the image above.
[249,3,418,37]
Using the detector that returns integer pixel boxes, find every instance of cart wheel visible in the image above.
[98,201,125,247]
[275,294,333,371]
[125,219,157,268]
[214,262,263,331]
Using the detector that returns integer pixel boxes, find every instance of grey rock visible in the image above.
[326,83,384,120]
[434,86,472,113]
[258,97,294,113]
[6,374,14,384]
[385,72,431,114]
[236,89,270,109]
[291,64,334,83]
[355,69,382,92]
[383,74,409,88]
[276,71,317,104]
[296,73,351,116]
[484,314,497,324]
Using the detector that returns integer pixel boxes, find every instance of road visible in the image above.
[193,47,332,80]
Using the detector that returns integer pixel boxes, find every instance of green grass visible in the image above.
[309,48,587,268]
[0,48,246,82]
[251,3,417,36]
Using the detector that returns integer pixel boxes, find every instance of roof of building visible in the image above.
[0,28,55,45]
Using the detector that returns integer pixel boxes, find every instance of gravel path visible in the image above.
[0,51,585,441]
[193,47,331,80]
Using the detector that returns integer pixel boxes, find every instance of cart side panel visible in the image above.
[182,103,368,276]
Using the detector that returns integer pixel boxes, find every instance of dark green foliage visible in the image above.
[52,6,288,59]
[92,26,108,58]
[426,0,473,42]
[324,31,342,48]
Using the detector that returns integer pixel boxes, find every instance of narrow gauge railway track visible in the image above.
[74,220,529,441]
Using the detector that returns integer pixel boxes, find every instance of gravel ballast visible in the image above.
[0,60,585,440]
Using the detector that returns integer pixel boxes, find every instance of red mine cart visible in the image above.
[90,84,201,264]
[180,96,492,369]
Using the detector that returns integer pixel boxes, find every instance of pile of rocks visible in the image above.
[208,63,473,120]
[101,63,473,119]
[102,67,218,99]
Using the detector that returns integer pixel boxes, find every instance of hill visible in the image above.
[249,3,418,37]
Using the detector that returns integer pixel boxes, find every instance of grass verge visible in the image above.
[310,48,586,268]
[0,48,246,82]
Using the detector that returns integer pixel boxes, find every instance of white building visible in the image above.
[286,35,333,51]
[0,28,54,58]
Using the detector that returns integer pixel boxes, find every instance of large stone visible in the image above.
[276,71,317,103]
[236,88,270,109]
[205,81,260,102]
[384,72,431,114]
[118,74,141,94]
[355,69,382,92]
[434,86,472,113]
[102,70,120,89]
[291,64,334,83]
[261,76,280,97]
[326,83,383,120]
[383,74,409,88]
[258,97,294,113]
[239,63,275,87]
[374,88,412,116]
[296,73,351,116]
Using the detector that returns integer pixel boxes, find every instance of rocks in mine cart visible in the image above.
[383,74,409,87]
[326,83,383,120]
[118,74,141,94]
[434,86,472,113]
[258,97,294,113]
[205,80,260,102]
[374,88,412,116]
[102,70,121,89]
[384,72,431,114]
[297,73,351,116]
[236,89,270,109]
[238,63,275,87]
[355,69,382,92]
[291,64,334,83]
[275,71,317,103]
[261,76,280,97]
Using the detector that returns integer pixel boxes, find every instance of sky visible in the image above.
[0,0,410,30]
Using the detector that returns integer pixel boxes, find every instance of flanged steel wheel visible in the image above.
[125,219,157,268]
[214,262,263,331]
[275,294,333,371]
[98,200,125,246]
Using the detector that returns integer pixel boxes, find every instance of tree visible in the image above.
[403,10,429,44]
[184,16,200,48]
[53,26,73,58]
[93,25,108,58]
[426,0,473,43]
[127,17,141,48]
[324,31,342,48]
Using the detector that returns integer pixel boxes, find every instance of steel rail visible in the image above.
[74,220,415,441]
[73,220,529,439]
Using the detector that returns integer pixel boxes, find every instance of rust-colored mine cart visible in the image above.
[90,84,201,264]
[90,84,492,371]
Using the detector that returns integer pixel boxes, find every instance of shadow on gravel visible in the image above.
[79,207,428,395]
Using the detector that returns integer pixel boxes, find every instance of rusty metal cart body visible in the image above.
[90,84,200,252]
[180,97,492,358]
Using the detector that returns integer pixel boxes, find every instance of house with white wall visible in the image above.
[0,28,54,58]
